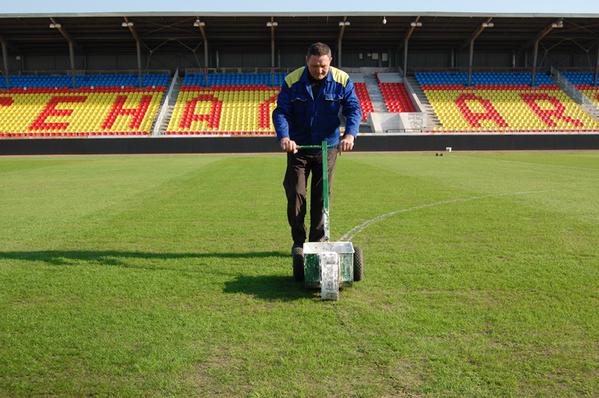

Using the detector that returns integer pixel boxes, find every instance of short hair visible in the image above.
[307,42,332,58]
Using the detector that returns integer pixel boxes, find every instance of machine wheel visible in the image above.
[292,247,304,282]
[353,246,364,282]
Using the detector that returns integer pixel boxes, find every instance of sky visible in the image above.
[1,0,598,15]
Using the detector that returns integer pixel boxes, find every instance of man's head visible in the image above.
[306,42,332,81]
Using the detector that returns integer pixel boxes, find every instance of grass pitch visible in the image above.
[0,151,598,397]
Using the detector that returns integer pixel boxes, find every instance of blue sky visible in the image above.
[1,0,598,15]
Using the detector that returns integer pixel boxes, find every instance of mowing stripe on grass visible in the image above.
[339,190,547,241]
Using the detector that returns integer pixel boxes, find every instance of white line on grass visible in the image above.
[339,190,547,241]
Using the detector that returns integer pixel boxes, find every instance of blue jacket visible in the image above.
[272,66,362,146]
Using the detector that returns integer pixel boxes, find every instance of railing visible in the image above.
[402,78,425,113]
[551,66,599,122]
[551,67,585,104]
[152,68,179,136]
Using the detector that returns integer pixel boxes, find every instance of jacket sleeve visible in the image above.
[341,79,362,136]
[272,83,292,141]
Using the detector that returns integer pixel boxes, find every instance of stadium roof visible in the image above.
[1,2,599,56]
[1,0,599,18]
[1,15,598,55]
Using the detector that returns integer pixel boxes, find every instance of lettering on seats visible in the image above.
[455,93,508,128]
[521,93,583,127]
[259,94,279,129]
[0,96,14,108]
[102,95,153,129]
[29,96,87,131]
[180,95,223,129]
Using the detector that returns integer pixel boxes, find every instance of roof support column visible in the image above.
[531,41,540,86]
[468,41,474,85]
[122,17,143,87]
[530,19,562,86]
[194,18,209,69]
[267,18,278,68]
[50,18,76,87]
[465,18,493,86]
[337,17,349,68]
[594,43,599,86]
[403,17,421,78]
[0,37,9,85]
[136,40,142,85]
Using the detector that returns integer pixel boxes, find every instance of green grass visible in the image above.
[0,151,598,397]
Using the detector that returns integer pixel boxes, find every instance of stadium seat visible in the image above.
[181,72,286,88]
[0,73,168,137]
[378,82,416,113]
[353,83,374,121]
[166,83,278,135]
[562,72,599,109]
[166,72,290,135]
[415,71,599,132]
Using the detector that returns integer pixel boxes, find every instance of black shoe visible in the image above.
[291,243,304,282]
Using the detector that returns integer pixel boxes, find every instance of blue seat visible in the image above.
[0,73,170,89]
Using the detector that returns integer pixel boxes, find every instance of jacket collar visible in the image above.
[301,67,331,99]
[300,66,332,84]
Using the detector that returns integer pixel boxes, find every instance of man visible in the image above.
[272,42,362,253]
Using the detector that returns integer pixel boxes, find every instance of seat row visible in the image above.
[0,73,169,89]
[183,73,286,87]
[415,72,556,86]
[562,72,599,85]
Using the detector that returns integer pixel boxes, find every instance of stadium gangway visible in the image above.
[152,69,179,136]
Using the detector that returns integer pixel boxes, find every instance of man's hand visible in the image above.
[339,134,355,152]
[280,137,298,153]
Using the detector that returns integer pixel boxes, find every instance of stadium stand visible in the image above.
[562,72,599,108]
[353,82,375,121]
[376,73,416,113]
[379,83,416,113]
[0,73,169,138]
[166,72,282,135]
[347,73,374,122]
[416,72,599,132]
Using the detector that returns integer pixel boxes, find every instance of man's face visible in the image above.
[306,54,331,80]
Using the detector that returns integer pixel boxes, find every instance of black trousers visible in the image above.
[283,149,338,246]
